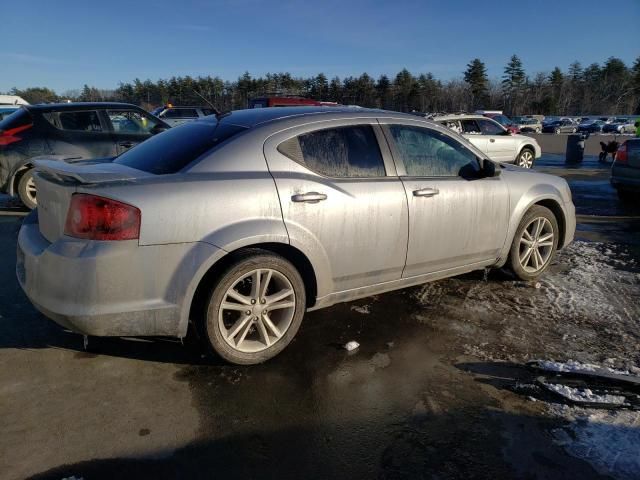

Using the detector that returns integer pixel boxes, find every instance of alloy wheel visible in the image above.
[518,150,534,168]
[25,176,37,205]
[518,217,554,273]
[218,268,296,353]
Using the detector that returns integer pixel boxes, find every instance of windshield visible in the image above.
[114,121,248,174]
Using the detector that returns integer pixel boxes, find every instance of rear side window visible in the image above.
[277,125,385,177]
[44,111,102,132]
[114,122,247,174]
[0,108,32,129]
[460,120,481,134]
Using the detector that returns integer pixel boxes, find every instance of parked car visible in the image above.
[434,114,541,168]
[0,102,169,209]
[602,118,636,134]
[248,96,324,108]
[512,116,542,133]
[611,139,640,201]
[17,107,575,364]
[577,119,606,133]
[150,105,217,126]
[542,119,577,134]
[481,113,520,134]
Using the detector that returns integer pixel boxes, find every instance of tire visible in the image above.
[555,127,561,134]
[203,250,306,365]
[536,127,541,133]
[508,205,559,281]
[17,169,37,210]
[516,148,535,169]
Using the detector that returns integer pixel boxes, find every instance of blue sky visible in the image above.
[3,0,639,93]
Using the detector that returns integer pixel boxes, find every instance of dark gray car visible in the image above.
[611,138,640,200]
[0,102,169,208]
[17,107,575,364]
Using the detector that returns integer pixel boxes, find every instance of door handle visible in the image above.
[119,141,134,148]
[489,138,495,143]
[413,188,439,197]
[291,192,327,203]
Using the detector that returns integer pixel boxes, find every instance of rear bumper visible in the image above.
[17,215,221,337]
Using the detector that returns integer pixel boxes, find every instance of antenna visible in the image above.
[192,89,221,115]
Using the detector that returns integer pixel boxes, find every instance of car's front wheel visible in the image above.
[203,251,306,365]
[536,127,541,133]
[508,206,559,281]
[17,169,37,210]
[516,148,535,169]
[554,127,561,134]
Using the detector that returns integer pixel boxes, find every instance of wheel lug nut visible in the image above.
[254,316,259,321]
[261,298,266,304]
[245,310,251,315]
[251,299,256,304]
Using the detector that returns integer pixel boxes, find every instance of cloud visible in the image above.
[0,52,66,65]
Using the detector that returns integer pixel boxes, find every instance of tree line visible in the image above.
[7,55,640,116]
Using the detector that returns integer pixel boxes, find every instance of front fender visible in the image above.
[496,182,567,266]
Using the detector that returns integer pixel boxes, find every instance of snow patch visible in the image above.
[550,406,640,480]
[542,382,628,406]
[351,304,371,314]
[535,359,631,376]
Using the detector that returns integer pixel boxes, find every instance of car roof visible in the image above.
[24,102,140,112]
[213,106,401,128]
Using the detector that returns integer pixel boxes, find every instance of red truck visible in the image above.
[248,97,338,108]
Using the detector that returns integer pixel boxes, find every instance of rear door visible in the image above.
[380,121,509,277]
[43,109,116,159]
[105,108,163,154]
[476,118,516,163]
[264,119,409,293]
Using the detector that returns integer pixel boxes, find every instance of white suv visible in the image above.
[434,114,541,168]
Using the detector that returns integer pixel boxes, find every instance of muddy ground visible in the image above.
[1,155,639,480]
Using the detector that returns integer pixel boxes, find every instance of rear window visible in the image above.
[114,122,247,174]
[0,108,32,130]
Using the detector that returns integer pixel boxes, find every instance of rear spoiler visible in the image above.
[34,158,152,184]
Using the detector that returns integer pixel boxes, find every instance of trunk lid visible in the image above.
[34,159,152,243]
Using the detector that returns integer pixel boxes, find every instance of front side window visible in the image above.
[460,119,481,134]
[277,125,386,178]
[477,119,505,135]
[107,110,159,134]
[52,111,102,132]
[388,125,480,178]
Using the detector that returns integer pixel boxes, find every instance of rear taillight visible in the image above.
[615,143,628,164]
[0,123,32,146]
[64,194,140,241]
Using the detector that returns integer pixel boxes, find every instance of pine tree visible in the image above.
[464,59,489,109]
[502,55,526,114]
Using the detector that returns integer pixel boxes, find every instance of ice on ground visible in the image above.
[351,304,371,314]
[550,405,640,480]
[542,382,628,405]
[344,340,360,352]
[534,359,632,376]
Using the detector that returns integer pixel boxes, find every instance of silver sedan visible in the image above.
[17,107,576,364]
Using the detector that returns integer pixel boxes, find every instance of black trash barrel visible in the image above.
[566,134,585,163]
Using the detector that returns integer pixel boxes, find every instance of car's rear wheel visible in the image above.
[516,148,535,169]
[508,206,559,281]
[554,127,561,134]
[17,169,37,210]
[535,127,541,133]
[203,251,306,365]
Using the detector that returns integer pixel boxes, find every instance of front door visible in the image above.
[381,122,509,277]
[264,120,409,294]
[476,118,516,163]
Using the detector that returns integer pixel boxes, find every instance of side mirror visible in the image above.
[482,159,501,178]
